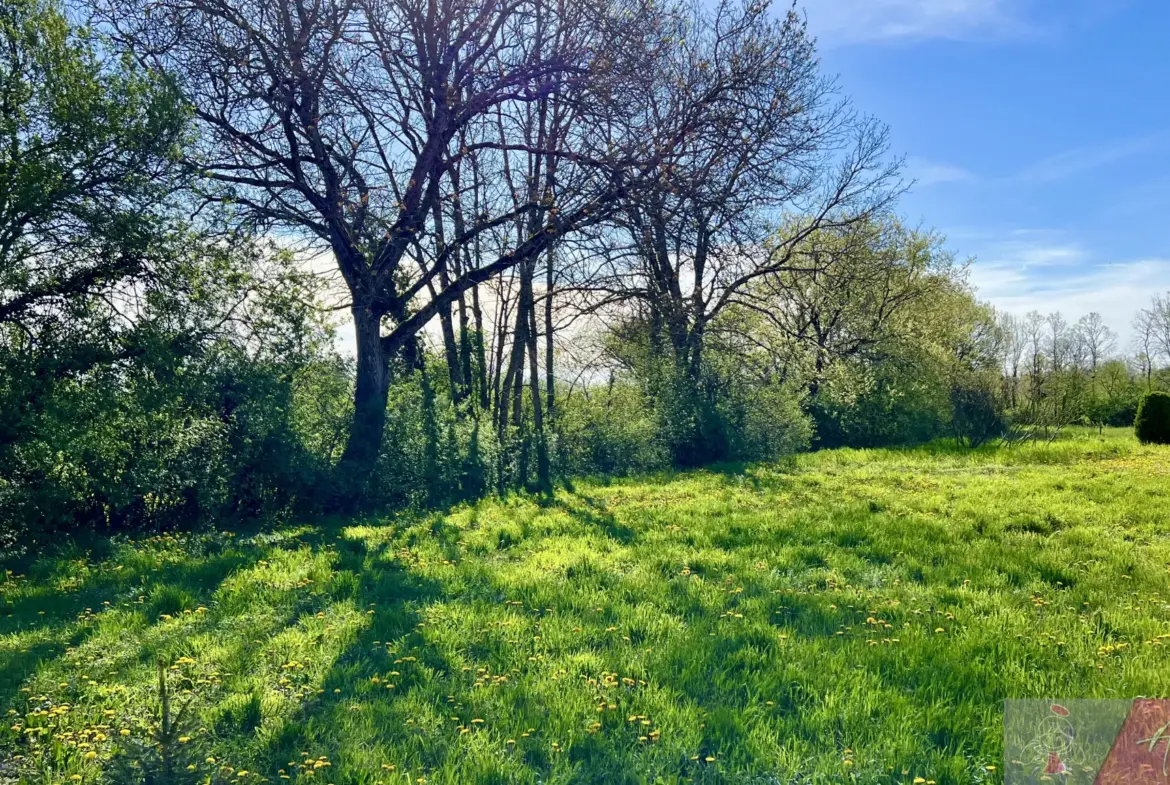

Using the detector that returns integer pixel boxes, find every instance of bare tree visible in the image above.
[1075,312,1116,375]
[99,0,683,497]
[1151,293,1170,366]
[1046,311,1069,373]
[571,0,899,386]
[998,312,1025,409]
[1022,310,1046,413]
[1132,308,1157,390]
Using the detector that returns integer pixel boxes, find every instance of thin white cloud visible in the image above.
[802,0,1025,44]
[904,134,1163,191]
[978,238,1086,268]
[906,156,975,187]
[969,242,1170,345]
[1011,133,1168,184]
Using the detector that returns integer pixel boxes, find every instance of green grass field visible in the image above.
[2,428,1169,785]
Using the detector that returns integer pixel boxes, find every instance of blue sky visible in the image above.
[804,0,1170,344]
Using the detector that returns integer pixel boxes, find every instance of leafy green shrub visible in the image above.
[554,381,668,476]
[650,369,728,468]
[715,371,812,462]
[1087,393,1140,430]
[368,367,499,508]
[1104,400,1141,428]
[1135,391,1170,445]
[0,339,344,553]
[951,380,1006,448]
[810,362,949,449]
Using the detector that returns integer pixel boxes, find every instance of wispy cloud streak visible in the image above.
[803,0,1024,44]
[969,239,1170,343]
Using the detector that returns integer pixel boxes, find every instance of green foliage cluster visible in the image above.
[1021,360,1151,435]
[950,380,1006,448]
[713,219,999,451]
[552,381,668,476]
[0,255,347,551]
[1134,391,1170,444]
[602,321,814,468]
[808,362,951,448]
[1087,360,1145,426]
[0,0,353,550]
[999,312,1159,436]
[372,371,497,508]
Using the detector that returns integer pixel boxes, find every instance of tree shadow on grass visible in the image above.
[0,539,275,707]
[236,528,684,785]
[1,488,1004,784]
[236,517,458,780]
[547,491,637,545]
[0,512,465,785]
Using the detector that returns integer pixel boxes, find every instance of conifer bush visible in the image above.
[1134,391,1170,445]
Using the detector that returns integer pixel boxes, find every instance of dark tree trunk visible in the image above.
[335,304,390,501]
[457,293,473,404]
[449,163,476,406]
[527,262,550,492]
[501,275,528,431]
[544,247,555,418]
[431,201,465,402]
[491,269,510,421]
[473,283,489,410]
[438,304,462,401]
[687,332,704,384]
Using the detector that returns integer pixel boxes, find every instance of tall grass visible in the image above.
[2,428,1168,784]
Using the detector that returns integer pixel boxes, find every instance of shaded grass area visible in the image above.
[2,428,1169,784]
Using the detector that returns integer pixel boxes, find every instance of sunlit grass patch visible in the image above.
[2,428,1168,784]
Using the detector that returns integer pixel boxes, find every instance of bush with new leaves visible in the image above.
[1134,391,1170,445]
[951,380,1006,448]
